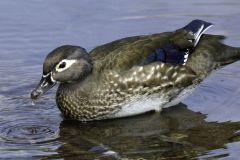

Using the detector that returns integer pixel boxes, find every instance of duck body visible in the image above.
[31,20,240,121]
[56,62,197,121]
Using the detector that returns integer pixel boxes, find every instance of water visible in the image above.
[0,0,240,159]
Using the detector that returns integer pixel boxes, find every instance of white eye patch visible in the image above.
[55,59,77,72]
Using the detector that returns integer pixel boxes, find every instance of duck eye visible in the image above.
[59,62,66,69]
[56,59,77,72]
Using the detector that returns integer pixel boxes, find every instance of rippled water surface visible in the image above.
[1,0,240,159]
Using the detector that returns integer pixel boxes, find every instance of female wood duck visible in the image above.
[31,20,240,121]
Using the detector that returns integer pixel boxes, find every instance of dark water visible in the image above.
[1,0,240,159]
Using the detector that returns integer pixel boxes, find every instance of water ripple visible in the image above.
[0,119,59,145]
[0,118,61,158]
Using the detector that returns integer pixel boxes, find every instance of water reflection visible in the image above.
[1,93,240,159]
[43,104,240,159]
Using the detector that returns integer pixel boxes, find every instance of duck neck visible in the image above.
[58,74,93,94]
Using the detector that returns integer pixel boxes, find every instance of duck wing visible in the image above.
[90,32,171,73]
[101,61,198,110]
[105,61,198,93]
[89,20,220,104]
[90,20,213,74]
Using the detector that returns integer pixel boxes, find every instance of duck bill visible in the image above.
[31,73,56,100]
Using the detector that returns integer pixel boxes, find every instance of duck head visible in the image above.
[31,45,92,100]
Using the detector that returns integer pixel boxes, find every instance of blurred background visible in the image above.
[0,0,240,159]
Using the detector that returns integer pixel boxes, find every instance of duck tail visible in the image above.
[183,19,213,46]
[218,45,240,66]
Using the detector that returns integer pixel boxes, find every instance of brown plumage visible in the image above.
[31,20,240,121]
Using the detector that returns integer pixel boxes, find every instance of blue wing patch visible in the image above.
[143,20,212,65]
[144,43,188,65]
[143,48,166,65]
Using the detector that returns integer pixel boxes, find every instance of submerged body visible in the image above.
[31,20,240,121]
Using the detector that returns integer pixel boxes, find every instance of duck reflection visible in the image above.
[49,104,240,159]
